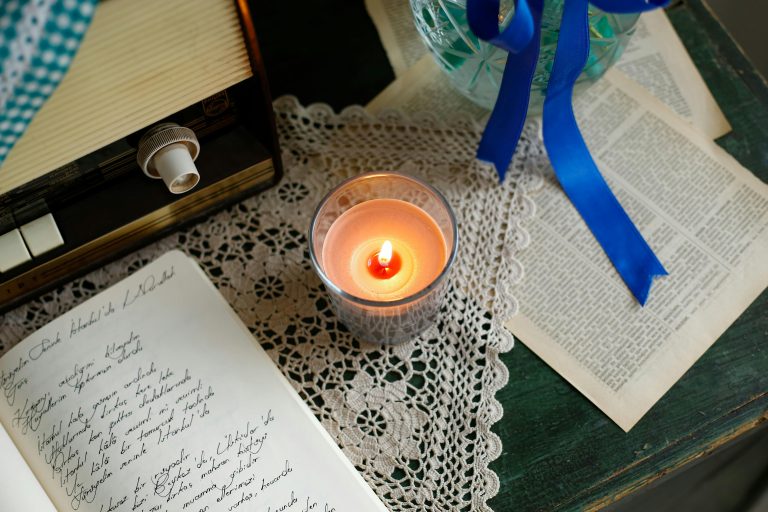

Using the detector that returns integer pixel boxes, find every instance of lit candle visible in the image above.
[310,172,457,344]
[321,199,448,302]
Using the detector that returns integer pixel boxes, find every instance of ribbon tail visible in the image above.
[542,0,667,304]
[631,258,668,305]
[475,0,543,181]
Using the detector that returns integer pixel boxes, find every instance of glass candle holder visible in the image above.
[309,172,458,344]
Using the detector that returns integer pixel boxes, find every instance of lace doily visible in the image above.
[0,98,544,511]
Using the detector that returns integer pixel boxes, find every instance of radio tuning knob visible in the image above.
[137,123,200,194]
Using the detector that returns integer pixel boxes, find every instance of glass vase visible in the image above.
[410,0,639,114]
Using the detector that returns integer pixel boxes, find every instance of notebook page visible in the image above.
[0,421,57,511]
[0,251,388,511]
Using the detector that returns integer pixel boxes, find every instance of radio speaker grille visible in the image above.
[0,0,253,194]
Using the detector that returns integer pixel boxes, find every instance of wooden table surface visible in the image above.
[252,1,768,510]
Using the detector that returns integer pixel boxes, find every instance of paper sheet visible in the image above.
[0,251,388,511]
[505,71,768,431]
[618,10,731,138]
[0,422,57,511]
[365,0,729,138]
[364,0,427,76]
[367,55,488,122]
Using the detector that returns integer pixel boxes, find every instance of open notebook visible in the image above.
[0,251,388,511]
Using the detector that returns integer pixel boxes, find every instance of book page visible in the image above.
[0,422,56,511]
[617,10,731,139]
[505,70,768,431]
[364,0,425,76]
[367,55,488,122]
[0,251,388,511]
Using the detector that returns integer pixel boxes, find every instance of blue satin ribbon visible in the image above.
[467,0,668,305]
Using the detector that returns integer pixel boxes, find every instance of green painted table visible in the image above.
[253,1,768,509]
[488,3,768,510]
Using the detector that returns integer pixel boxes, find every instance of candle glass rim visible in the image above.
[309,171,459,308]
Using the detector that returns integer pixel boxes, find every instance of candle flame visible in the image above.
[378,240,393,267]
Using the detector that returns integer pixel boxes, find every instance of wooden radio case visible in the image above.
[0,0,281,312]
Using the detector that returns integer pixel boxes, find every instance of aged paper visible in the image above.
[0,251,388,511]
[364,0,729,138]
[364,0,426,76]
[505,71,768,431]
[367,55,488,121]
[618,9,731,138]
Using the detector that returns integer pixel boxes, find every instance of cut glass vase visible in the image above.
[410,0,639,114]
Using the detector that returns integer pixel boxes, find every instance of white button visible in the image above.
[20,213,65,257]
[0,229,32,272]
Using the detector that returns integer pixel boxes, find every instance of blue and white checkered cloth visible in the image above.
[0,0,97,166]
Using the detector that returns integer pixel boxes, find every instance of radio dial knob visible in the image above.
[137,123,200,194]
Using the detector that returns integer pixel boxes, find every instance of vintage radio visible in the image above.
[0,0,281,312]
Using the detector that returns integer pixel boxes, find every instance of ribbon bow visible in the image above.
[467,0,669,305]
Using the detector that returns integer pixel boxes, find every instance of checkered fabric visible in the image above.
[0,0,97,166]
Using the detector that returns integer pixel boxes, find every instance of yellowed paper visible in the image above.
[0,251,388,511]
[367,55,487,122]
[364,0,426,76]
[0,422,56,511]
[618,10,731,138]
[505,70,768,431]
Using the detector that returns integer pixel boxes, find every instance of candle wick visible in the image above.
[378,240,393,267]
[367,240,401,280]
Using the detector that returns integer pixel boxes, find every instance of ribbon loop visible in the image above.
[467,0,535,54]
